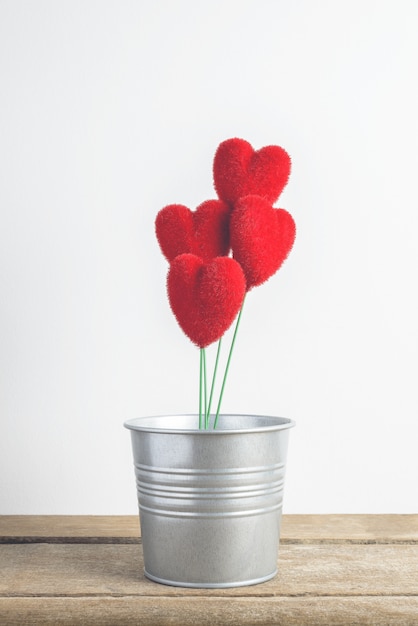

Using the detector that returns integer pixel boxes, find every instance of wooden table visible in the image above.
[1,515,417,625]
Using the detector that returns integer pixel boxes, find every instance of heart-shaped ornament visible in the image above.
[213,138,291,206]
[155,200,230,262]
[167,254,246,347]
[230,195,296,290]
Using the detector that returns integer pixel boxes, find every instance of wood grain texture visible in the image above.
[1,514,417,543]
[281,514,418,544]
[1,597,418,626]
[1,516,417,625]
[1,543,417,597]
[0,515,140,542]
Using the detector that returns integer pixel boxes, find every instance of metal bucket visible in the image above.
[124,414,294,588]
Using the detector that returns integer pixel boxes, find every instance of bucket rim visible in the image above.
[124,414,295,434]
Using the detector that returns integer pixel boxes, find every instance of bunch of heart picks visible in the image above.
[155,138,296,429]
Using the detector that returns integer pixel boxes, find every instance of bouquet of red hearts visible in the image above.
[155,138,296,430]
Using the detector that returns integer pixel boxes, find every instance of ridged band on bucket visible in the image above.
[135,461,286,518]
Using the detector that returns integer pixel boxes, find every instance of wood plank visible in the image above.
[282,514,418,544]
[1,543,417,597]
[1,515,418,543]
[1,596,417,626]
[0,516,140,542]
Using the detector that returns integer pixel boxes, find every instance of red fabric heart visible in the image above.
[155,200,230,262]
[213,138,291,206]
[230,195,296,290]
[167,254,246,348]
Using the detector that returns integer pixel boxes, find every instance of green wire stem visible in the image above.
[205,338,222,429]
[213,296,246,430]
[202,347,207,428]
[199,348,204,429]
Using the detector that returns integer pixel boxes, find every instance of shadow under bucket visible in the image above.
[124,414,295,588]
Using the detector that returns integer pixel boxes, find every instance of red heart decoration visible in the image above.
[167,254,246,348]
[230,195,296,290]
[213,138,291,206]
[155,200,230,262]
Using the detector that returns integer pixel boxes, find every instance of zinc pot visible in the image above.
[124,414,294,588]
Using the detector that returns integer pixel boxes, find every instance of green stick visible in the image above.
[202,347,207,428]
[199,348,204,430]
[213,297,246,429]
[206,338,222,428]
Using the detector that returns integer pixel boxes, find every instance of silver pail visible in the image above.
[124,414,295,588]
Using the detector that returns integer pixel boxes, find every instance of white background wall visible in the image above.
[1,0,417,514]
